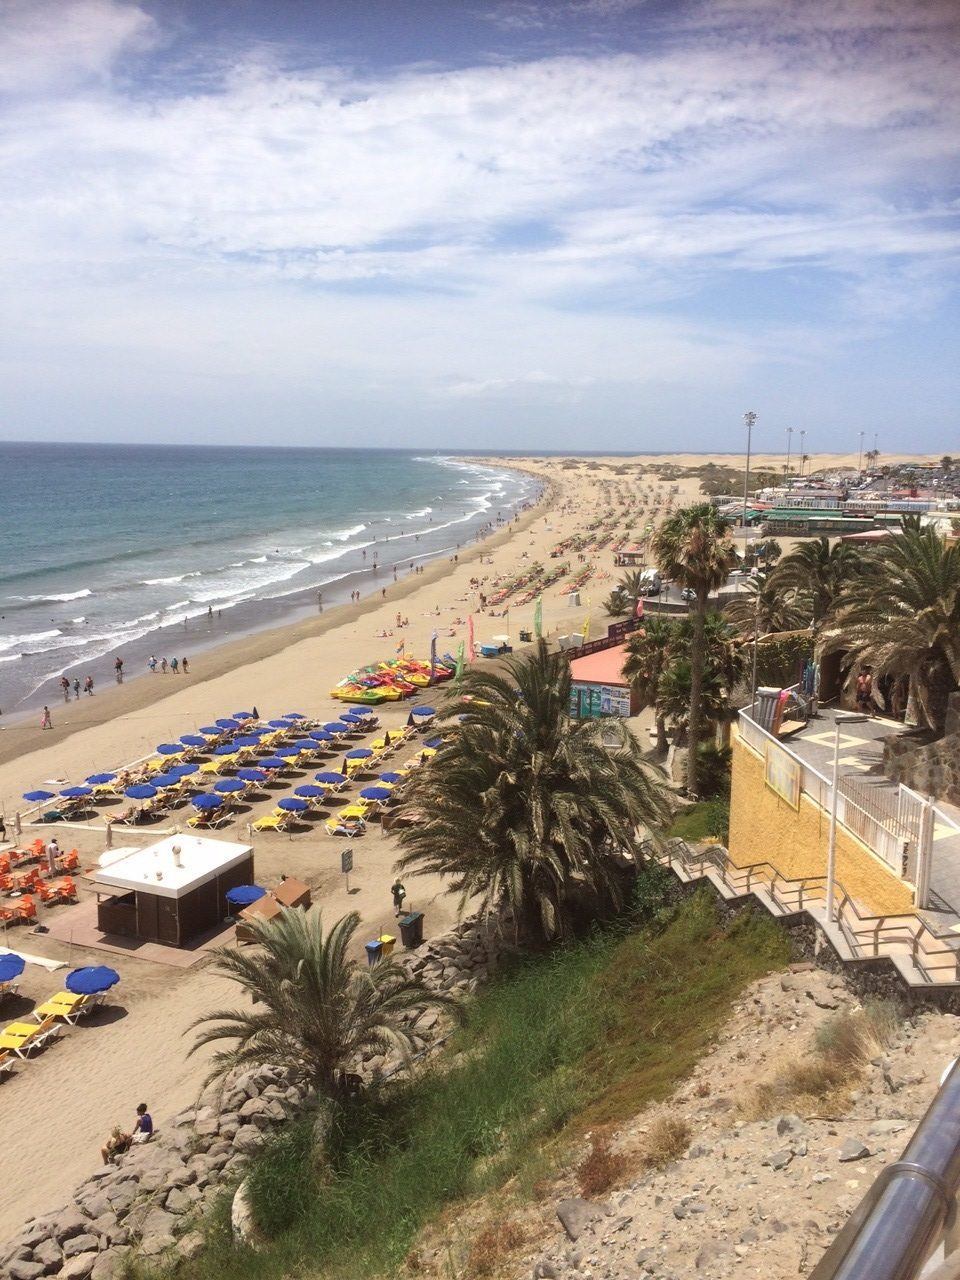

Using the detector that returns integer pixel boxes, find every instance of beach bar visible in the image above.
[92,834,254,947]
[568,643,638,720]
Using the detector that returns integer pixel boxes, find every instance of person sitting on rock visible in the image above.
[101,1103,152,1164]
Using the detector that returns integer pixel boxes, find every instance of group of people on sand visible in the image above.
[101,1103,153,1164]
[147,655,189,675]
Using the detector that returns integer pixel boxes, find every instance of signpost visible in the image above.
[341,848,353,893]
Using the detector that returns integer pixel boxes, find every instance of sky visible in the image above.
[1,0,958,453]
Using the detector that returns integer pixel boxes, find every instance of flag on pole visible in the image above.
[455,640,465,689]
[582,597,591,641]
[429,630,438,684]
[534,594,543,638]
[468,614,476,662]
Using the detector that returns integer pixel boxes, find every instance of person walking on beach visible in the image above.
[148,655,157,673]
[181,656,189,674]
[46,836,60,874]
[391,879,406,916]
[84,674,94,696]
[72,678,81,700]
[160,657,168,674]
[60,675,70,702]
[170,657,179,674]
[115,657,124,684]
[41,705,53,730]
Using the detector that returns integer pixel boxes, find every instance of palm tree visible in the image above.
[190,910,459,1103]
[942,456,954,474]
[622,616,677,754]
[825,526,960,733]
[395,640,669,944]
[652,504,735,793]
[655,658,728,742]
[770,537,862,629]
[724,575,808,638]
[604,586,630,617]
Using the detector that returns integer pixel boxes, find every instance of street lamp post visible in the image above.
[799,429,806,476]
[826,711,868,923]
[741,410,757,583]
[785,427,793,481]
[858,431,865,476]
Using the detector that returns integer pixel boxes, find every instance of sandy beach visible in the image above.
[0,448,941,1240]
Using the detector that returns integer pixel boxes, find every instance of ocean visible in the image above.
[0,443,537,716]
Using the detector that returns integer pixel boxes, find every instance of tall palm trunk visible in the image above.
[655,713,669,755]
[686,586,708,793]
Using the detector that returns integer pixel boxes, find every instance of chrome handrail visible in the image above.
[810,1060,960,1280]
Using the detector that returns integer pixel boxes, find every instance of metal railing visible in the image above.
[654,838,960,986]
[809,1058,960,1280]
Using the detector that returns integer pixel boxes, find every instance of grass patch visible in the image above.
[668,800,728,843]
[577,1134,628,1197]
[748,999,901,1117]
[638,1115,692,1170]
[143,893,789,1280]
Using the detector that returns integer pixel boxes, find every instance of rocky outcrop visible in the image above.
[0,913,509,1277]
[883,692,960,805]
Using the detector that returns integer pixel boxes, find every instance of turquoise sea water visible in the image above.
[0,444,536,713]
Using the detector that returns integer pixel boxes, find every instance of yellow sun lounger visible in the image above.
[33,992,100,1025]
[0,1017,61,1059]
[253,810,293,833]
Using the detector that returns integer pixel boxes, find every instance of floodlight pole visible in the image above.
[785,427,793,480]
[858,431,865,476]
[826,711,867,924]
[741,411,757,586]
[799,429,806,476]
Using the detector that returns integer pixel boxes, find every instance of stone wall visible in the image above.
[883,693,960,805]
[728,737,914,915]
[0,915,509,1280]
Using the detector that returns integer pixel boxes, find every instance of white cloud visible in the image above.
[0,0,957,445]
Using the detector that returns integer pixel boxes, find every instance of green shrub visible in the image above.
[695,744,731,799]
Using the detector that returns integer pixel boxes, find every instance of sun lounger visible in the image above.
[187,809,229,830]
[252,810,294,833]
[0,1050,14,1081]
[0,1016,61,1059]
[33,991,101,1025]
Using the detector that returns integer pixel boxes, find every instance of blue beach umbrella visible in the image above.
[85,772,116,785]
[66,966,120,995]
[284,711,306,719]
[348,706,375,717]
[293,740,318,752]
[309,729,333,742]
[425,736,443,749]
[23,789,55,802]
[199,726,222,736]
[323,722,347,734]
[216,718,240,729]
[213,742,238,756]
[170,762,198,777]
[346,748,373,759]
[379,772,403,784]
[125,783,158,800]
[259,757,288,771]
[214,778,246,794]
[180,735,207,747]
[233,735,262,748]
[232,711,254,720]
[155,743,183,756]
[294,784,326,799]
[267,719,289,729]
[192,793,223,811]
[60,785,92,798]
[315,771,347,785]
[339,712,363,723]
[225,884,266,908]
[152,773,182,788]
[360,786,392,801]
[275,745,302,758]
[278,797,309,813]
[237,767,268,783]
[412,705,436,717]
[0,953,26,983]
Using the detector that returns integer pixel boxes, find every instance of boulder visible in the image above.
[165,1185,202,1215]
[556,1198,602,1242]
[33,1239,63,1272]
[52,1210,90,1245]
[10,1263,48,1280]
[62,1234,100,1258]
[178,1231,205,1260]
[232,1125,266,1155]
[839,1138,872,1162]
[60,1255,98,1280]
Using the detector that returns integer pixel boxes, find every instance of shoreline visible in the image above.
[0,466,552,775]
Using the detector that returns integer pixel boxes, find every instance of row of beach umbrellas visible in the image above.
[0,954,120,995]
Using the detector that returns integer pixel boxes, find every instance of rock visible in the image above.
[775,1115,805,1137]
[238,1097,269,1121]
[9,1262,46,1280]
[868,1119,907,1137]
[165,1184,202,1214]
[62,1234,99,1258]
[60,1255,98,1279]
[695,1241,731,1269]
[763,1149,794,1171]
[534,1262,559,1278]
[557,1199,601,1242]
[136,1208,178,1241]
[139,1231,175,1258]
[52,1210,89,1244]
[839,1139,872,1162]
[233,1125,266,1155]
[33,1239,63,1271]
[90,1249,128,1280]
[178,1231,205,1260]
[77,1194,111,1222]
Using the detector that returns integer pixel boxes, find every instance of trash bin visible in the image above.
[364,939,383,966]
[398,911,424,949]
[519,629,532,643]
[378,933,396,958]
